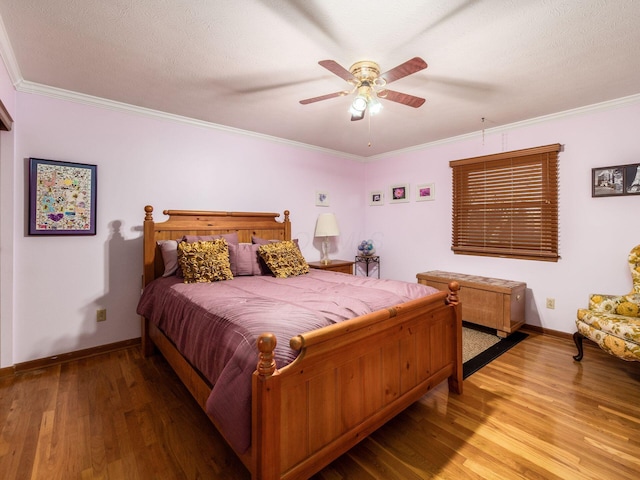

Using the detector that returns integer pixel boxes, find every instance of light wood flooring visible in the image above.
[1,331,639,479]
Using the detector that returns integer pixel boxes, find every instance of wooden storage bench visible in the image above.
[417,270,526,337]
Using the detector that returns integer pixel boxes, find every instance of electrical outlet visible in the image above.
[96,308,107,322]
[546,298,555,309]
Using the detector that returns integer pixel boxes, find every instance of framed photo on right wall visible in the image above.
[592,163,640,197]
[592,166,624,197]
[625,163,640,194]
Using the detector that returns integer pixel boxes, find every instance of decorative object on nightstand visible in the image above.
[357,239,375,256]
[355,254,380,278]
[314,213,340,265]
[308,260,355,274]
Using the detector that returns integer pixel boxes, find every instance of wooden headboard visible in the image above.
[142,205,291,287]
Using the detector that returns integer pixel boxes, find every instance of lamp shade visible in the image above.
[315,213,340,237]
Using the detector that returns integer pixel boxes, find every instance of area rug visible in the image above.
[462,322,529,378]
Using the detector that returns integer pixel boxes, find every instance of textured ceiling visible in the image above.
[1,0,639,158]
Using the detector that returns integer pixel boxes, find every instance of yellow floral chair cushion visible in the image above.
[574,244,640,362]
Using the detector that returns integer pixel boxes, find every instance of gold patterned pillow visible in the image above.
[177,239,233,283]
[258,240,309,278]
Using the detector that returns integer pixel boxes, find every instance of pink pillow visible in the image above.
[231,243,266,276]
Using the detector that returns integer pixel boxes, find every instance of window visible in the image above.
[450,143,561,262]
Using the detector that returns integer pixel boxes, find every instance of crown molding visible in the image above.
[12,79,640,164]
[1,11,640,161]
[368,93,640,161]
[16,80,363,161]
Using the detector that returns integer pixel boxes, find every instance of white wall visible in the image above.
[364,100,640,334]
[6,91,366,365]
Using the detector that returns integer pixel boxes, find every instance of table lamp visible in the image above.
[314,213,340,265]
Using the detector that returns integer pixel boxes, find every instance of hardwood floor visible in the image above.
[1,331,639,479]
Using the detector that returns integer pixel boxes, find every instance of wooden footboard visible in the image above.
[252,285,462,480]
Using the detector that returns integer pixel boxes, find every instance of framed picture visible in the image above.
[592,166,625,197]
[389,183,410,203]
[315,190,330,206]
[625,163,640,194]
[416,183,435,201]
[369,190,384,206]
[29,158,97,235]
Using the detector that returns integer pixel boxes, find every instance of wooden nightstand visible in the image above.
[308,260,355,274]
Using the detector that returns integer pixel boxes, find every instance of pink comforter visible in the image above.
[136,269,438,453]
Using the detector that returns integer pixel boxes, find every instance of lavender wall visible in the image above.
[0,57,15,367]
[3,84,640,366]
[7,92,366,365]
[364,100,640,333]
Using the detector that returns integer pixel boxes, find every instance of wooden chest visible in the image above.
[417,270,526,337]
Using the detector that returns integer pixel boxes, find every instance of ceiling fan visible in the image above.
[300,57,428,121]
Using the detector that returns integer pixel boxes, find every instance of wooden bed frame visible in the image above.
[141,205,463,480]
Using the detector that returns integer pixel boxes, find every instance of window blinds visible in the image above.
[450,144,561,261]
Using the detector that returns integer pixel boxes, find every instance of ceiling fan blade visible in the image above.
[380,57,428,84]
[378,89,426,108]
[299,91,349,105]
[318,60,357,82]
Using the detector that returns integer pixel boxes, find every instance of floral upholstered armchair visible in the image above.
[573,244,640,362]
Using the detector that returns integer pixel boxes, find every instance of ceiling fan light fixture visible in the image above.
[301,57,427,120]
[368,95,383,115]
[350,95,368,114]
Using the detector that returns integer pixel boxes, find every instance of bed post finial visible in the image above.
[446,281,460,305]
[144,205,154,221]
[257,333,278,377]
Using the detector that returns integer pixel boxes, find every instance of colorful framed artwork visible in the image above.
[389,183,410,203]
[29,158,97,235]
[315,190,330,206]
[369,190,384,206]
[416,183,435,201]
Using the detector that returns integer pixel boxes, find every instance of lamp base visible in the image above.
[320,237,331,265]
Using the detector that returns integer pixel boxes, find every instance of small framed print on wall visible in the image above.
[315,190,330,206]
[389,183,410,203]
[416,183,435,201]
[369,190,384,206]
[29,158,97,235]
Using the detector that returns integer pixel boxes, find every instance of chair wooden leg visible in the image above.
[573,331,584,361]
